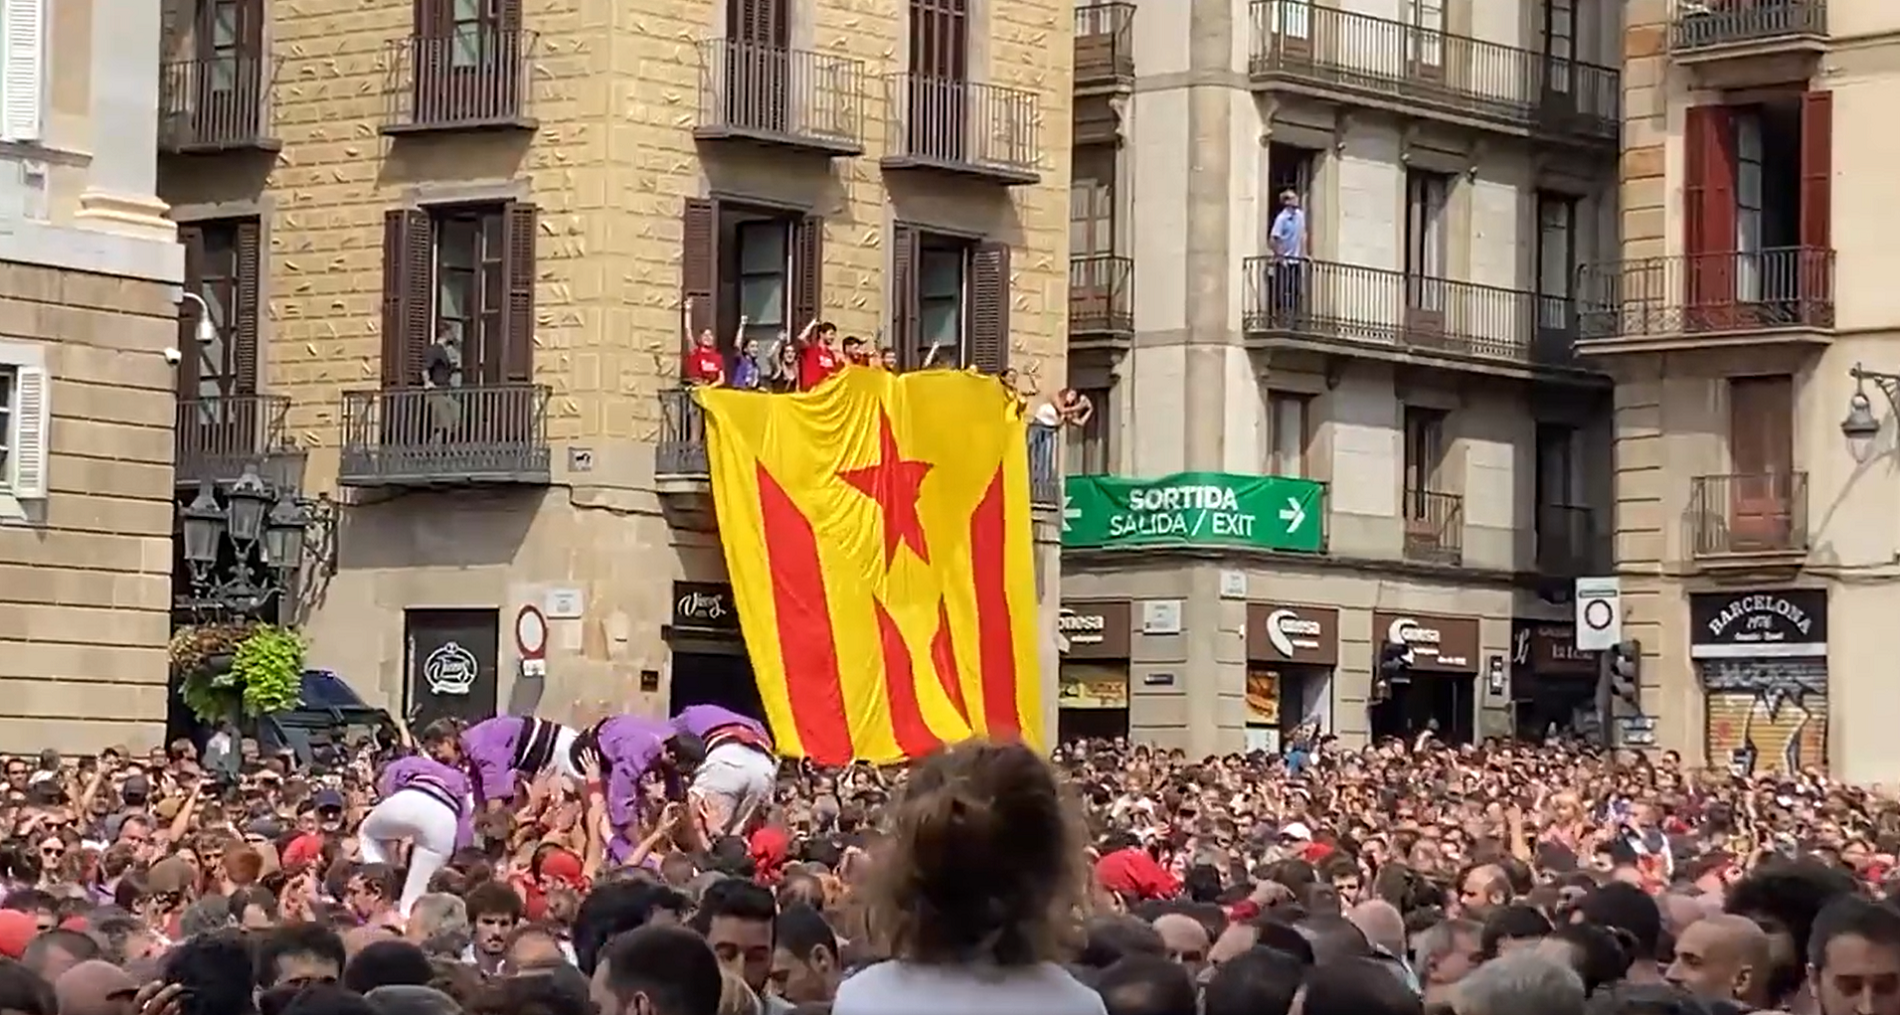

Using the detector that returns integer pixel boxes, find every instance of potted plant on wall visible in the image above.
[170,621,305,725]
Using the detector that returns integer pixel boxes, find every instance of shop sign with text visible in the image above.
[1246,603,1339,666]
[1372,610,1481,674]
[1058,600,1132,658]
[1063,472,1326,553]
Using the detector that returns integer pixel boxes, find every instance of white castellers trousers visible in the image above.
[688,742,778,838]
[357,788,459,917]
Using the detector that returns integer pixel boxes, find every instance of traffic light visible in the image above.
[1374,640,1413,702]
[1608,639,1641,707]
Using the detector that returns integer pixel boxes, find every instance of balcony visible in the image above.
[174,394,293,487]
[880,75,1040,186]
[383,29,537,136]
[338,384,551,487]
[158,53,280,154]
[1075,3,1135,93]
[1070,255,1134,351]
[1403,488,1463,565]
[656,389,1062,520]
[1688,472,1808,569]
[693,40,866,156]
[1241,257,1596,381]
[1577,247,1834,356]
[1670,1,1825,89]
[1247,1,1618,146]
[1536,503,1603,577]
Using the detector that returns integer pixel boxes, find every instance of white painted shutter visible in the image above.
[0,0,42,143]
[10,364,47,498]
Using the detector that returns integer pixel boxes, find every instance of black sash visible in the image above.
[511,717,563,773]
[402,773,464,817]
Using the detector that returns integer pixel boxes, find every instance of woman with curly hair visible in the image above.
[831,739,1105,1015]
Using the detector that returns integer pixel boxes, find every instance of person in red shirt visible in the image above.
[682,297,727,386]
[795,319,843,390]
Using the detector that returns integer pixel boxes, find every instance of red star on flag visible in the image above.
[838,410,934,568]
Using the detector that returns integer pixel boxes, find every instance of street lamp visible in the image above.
[178,291,217,347]
[1842,363,1900,463]
[226,465,272,546]
[181,481,226,568]
[174,466,336,617]
[264,495,310,570]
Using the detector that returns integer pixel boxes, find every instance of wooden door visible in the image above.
[1684,105,1738,332]
[908,0,968,161]
[195,0,261,145]
[726,0,788,133]
[1727,375,1793,549]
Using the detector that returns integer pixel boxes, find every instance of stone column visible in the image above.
[76,0,172,239]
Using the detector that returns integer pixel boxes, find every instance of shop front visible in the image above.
[666,581,766,722]
[1244,603,1339,754]
[1511,620,1600,740]
[1057,600,1133,742]
[1370,611,1482,744]
[1690,588,1829,777]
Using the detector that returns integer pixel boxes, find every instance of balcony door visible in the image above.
[1405,0,1444,81]
[725,0,789,134]
[1404,170,1449,338]
[178,220,262,477]
[1535,192,1576,340]
[908,0,969,161]
[417,0,519,126]
[194,0,262,144]
[1541,0,1575,106]
[1727,375,1793,551]
[1069,145,1116,325]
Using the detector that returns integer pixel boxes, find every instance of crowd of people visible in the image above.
[0,713,1897,1015]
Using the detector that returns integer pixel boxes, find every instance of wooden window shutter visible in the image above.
[9,363,47,498]
[501,202,538,383]
[1,0,45,143]
[1799,90,1832,251]
[889,224,920,367]
[177,225,206,397]
[497,0,523,30]
[729,0,786,45]
[790,215,823,331]
[969,240,1010,374]
[381,208,434,387]
[681,198,718,363]
[1682,104,1735,325]
[232,219,262,395]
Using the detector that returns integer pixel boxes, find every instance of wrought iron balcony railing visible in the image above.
[339,383,551,485]
[1247,0,1618,141]
[694,39,867,154]
[1242,257,1580,368]
[658,387,1061,509]
[158,52,279,153]
[1577,247,1835,340]
[174,394,291,486]
[383,28,537,134]
[1536,502,1602,576]
[1688,472,1808,558]
[1671,0,1826,52]
[1070,255,1134,338]
[1403,487,1463,564]
[1075,2,1136,89]
[881,74,1041,183]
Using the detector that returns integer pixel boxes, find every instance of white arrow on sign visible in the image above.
[1278,496,1306,533]
[1062,494,1081,533]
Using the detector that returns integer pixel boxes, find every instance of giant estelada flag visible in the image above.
[696,368,1043,764]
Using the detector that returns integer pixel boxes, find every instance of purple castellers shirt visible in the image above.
[377,755,475,849]
[671,705,769,743]
[595,716,673,862]
[460,715,528,804]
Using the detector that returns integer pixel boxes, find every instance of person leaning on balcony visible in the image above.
[842,335,870,367]
[682,297,727,387]
[767,334,802,393]
[1034,388,1093,429]
[732,333,766,391]
[1269,188,1307,318]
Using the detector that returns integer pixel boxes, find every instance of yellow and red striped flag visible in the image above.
[695,368,1043,764]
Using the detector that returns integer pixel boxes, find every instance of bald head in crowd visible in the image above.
[1349,899,1407,958]
[1665,913,1771,1008]
[53,960,139,1015]
[1151,913,1212,978]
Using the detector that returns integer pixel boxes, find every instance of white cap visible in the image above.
[1280,821,1313,841]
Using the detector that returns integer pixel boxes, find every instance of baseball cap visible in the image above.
[0,910,36,959]
[313,788,346,811]
[1279,821,1314,841]
[121,774,150,803]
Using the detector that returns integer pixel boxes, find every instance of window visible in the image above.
[1683,94,1829,321]
[1535,423,1581,507]
[1536,192,1576,328]
[0,347,48,499]
[0,0,44,143]
[918,243,965,366]
[1402,406,1445,506]
[890,225,1010,374]
[1265,392,1307,478]
[679,199,822,368]
[1070,145,1116,257]
[381,203,537,389]
[178,218,262,408]
[1405,0,1443,69]
[909,0,969,80]
[1405,170,1449,279]
[1544,0,1574,92]
[1068,387,1111,475]
[1271,0,1310,39]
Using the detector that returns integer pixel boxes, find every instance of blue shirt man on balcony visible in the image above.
[1267,189,1307,323]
